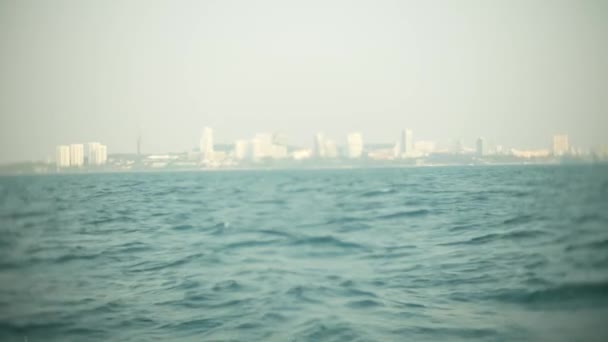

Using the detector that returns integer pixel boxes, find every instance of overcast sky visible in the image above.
[0,0,606,162]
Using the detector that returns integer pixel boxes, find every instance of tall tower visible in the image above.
[200,127,214,160]
[552,134,569,156]
[88,142,100,165]
[137,134,141,156]
[314,132,326,158]
[347,132,363,158]
[476,137,486,156]
[56,145,71,168]
[69,144,84,167]
[400,129,413,157]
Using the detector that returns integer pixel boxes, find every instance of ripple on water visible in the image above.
[1,166,607,341]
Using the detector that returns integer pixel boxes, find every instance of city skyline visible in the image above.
[1,0,607,163]
[32,126,605,174]
[27,126,608,166]
[49,126,601,167]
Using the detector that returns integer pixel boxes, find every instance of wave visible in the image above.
[109,241,152,253]
[128,252,205,273]
[1,209,50,220]
[565,238,608,252]
[290,235,367,250]
[325,216,367,225]
[376,209,430,220]
[225,239,281,250]
[392,326,499,339]
[292,320,365,342]
[361,188,397,197]
[441,229,548,246]
[573,213,603,224]
[161,318,223,331]
[0,321,72,336]
[503,214,536,225]
[346,299,384,308]
[486,280,608,306]
[212,279,241,292]
[171,224,194,231]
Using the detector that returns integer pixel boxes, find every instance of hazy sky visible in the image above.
[0,0,606,162]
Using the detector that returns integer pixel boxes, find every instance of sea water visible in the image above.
[1,165,607,341]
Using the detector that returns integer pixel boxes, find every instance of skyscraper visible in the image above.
[137,134,142,156]
[250,138,262,161]
[88,142,100,165]
[253,133,273,158]
[200,127,214,160]
[399,129,413,157]
[476,137,486,156]
[347,132,363,158]
[552,134,569,156]
[69,144,84,167]
[88,142,108,166]
[325,140,338,158]
[56,145,70,168]
[98,145,107,165]
[234,140,249,160]
[314,132,326,158]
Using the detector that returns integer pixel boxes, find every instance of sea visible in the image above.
[1,165,607,341]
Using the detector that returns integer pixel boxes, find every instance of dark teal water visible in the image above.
[1,165,608,341]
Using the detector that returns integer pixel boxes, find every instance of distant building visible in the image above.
[271,144,288,159]
[137,134,142,156]
[313,132,339,159]
[88,142,98,164]
[292,149,312,160]
[369,148,395,161]
[250,138,262,160]
[552,134,569,156]
[252,133,274,160]
[69,144,84,167]
[347,132,363,158]
[234,140,249,160]
[414,141,436,155]
[88,142,108,166]
[272,132,289,147]
[451,139,464,154]
[235,133,289,162]
[200,127,214,161]
[398,129,413,158]
[511,149,550,158]
[98,145,107,165]
[56,145,70,168]
[314,132,326,158]
[476,137,486,156]
[325,140,338,158]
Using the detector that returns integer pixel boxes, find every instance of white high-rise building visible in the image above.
[250,138,262,161]
[87,142,108,165]
[399,129,413,157]
[98,145,107,165]
[347,132,363,158]
[414,141,436,155]
[314,132,326,158]
[476,137,486,156]
[236,134,288,162]
[88,142,100,164]
[56,145,70,168]
[553,134,569,156]
[69,144,84,167]
[200,127,214,160]
[272,145,288,159]
[254,133,274,158]
[325,140,338,158]
[234,140,250,160]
